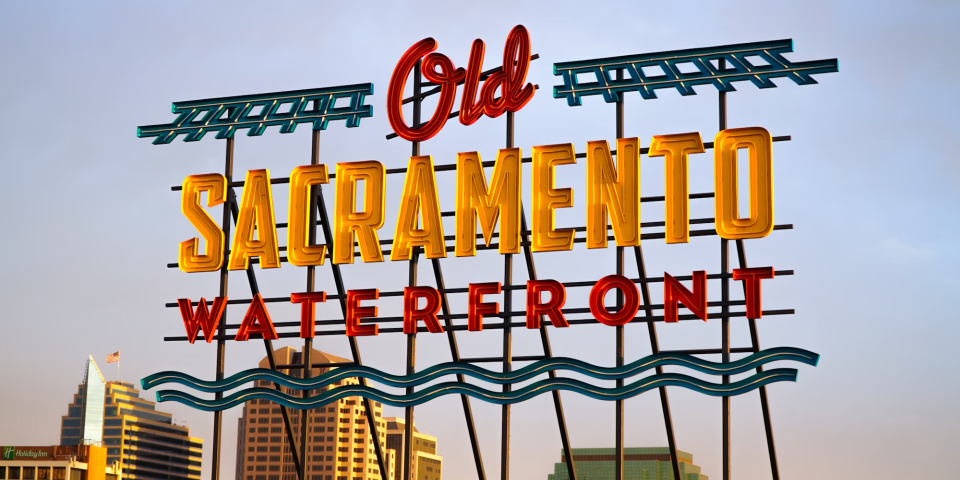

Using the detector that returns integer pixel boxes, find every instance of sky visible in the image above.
[0,1,958,480]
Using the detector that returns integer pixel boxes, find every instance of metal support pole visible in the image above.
[314,189,387,479]
[614,68,625,480]
[404,248,419,480]
[735,240,780,480]
[431,257,488,480]
[518,212,578,480]
[719,59,731,480]
[210,134,233,480]
[500,110,515,480]
[402,59,423,480]
[228,203,303,477]
[633,248,682,480]
[216,133,303,479]
[298,127,321,480]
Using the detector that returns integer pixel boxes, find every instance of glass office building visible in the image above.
[59,357,203,480]
[547,448,708,480]
[60,357,107,447]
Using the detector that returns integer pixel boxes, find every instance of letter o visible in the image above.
[589,275,640,326]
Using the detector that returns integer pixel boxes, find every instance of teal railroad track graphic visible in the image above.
[143,347,818,411]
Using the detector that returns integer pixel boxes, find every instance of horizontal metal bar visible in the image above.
[170,136,791,190]
[658,347,755,355]
[274,362,358,370]
[166,269,794,307]
[459,356,547,363]
[165,224,794,268]
[163,309,795,342]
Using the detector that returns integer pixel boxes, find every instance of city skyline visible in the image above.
[1,2,958,480]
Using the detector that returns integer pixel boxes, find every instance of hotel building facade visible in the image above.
[59,356,202,480]
[0,445,120,480]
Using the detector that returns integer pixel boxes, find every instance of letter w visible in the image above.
[178,297,228,344]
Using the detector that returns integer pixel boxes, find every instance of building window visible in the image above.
[68,470,84,480]
[37,469,50,480]
[7,469,19,480]
[52,469,65,480]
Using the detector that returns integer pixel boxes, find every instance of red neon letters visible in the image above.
[732,267,775,319]
[664,271,708,323]
[526,279,569,329]
[589,275,641,326]
[291,292,326,339]
[346,289,379,337]
[403,286,445,334]
[235,294,279,341]
[468,282,501,331]
[177,268,775,342]
[177,297,227,344]
[386,25,534,142]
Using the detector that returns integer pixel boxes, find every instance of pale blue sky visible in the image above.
[0,1,958,480]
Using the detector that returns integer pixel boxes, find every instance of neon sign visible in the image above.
[178,128,775,272]
[137,27,838,480]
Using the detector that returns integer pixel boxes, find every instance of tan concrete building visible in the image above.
[235,347,392,480]
[0,445,120,480]
[383,418,442,480]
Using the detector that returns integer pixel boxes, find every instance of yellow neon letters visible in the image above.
[334,161,385,264]
[392,156,446,261]
[714,127,774,240]
[229,169,281,270]
[287,165,329,266]
[176,129,778,272]
[531,144,576,252]
[455,148,522,256]
[586,138,640,248]
[179,174,227,273]
[648,132,705,244]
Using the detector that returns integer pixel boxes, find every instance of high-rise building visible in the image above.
[547,448,707,480]
[59,356,203,480]
[383,418,441,480]
[235,347,392,480]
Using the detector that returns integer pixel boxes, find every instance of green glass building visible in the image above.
[547,448,707,480]
[59,357,203,480]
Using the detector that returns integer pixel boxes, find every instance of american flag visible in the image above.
[106,351,120,364]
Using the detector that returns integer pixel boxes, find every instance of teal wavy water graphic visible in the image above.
[156,368,800,410]
[142,347,818,393]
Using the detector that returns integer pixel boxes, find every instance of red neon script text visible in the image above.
[386,25,535,142]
